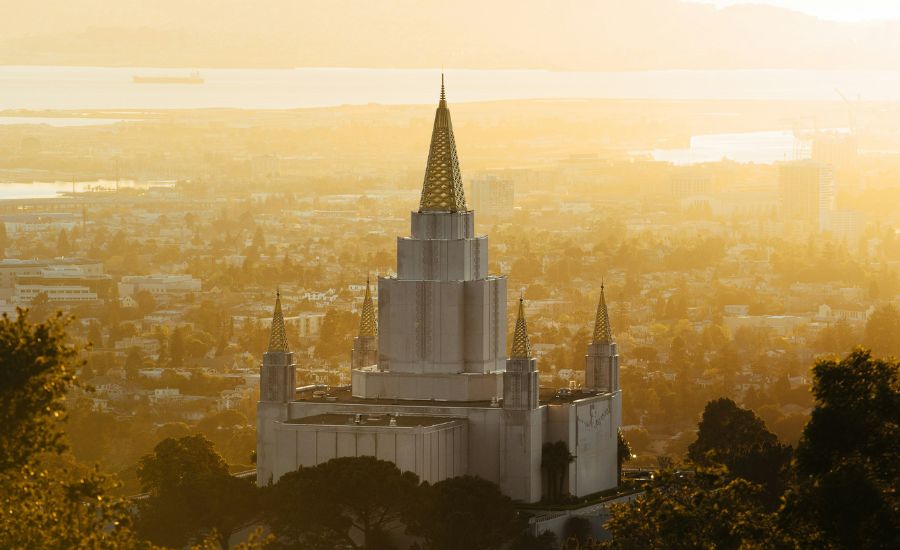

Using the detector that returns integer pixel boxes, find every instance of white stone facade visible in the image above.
[257,85,622,504]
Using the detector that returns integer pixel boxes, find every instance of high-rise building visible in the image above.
[778,160,835,231]
[470,176,515,220]
[825,210,866,245]
[256,81,622,503]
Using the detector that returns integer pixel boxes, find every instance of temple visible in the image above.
[256,81,622,502]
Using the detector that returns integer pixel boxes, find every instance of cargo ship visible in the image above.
[132,71,204,84]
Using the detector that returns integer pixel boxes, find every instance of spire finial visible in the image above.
[592,284,613,345]
[418,76,467,212]
[267,290,290,353]
[358,277,377,338]
[511,296,532,359]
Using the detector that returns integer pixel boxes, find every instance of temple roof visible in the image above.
[592,283,613,344]
[510,296,532,359]
[358,277,377,338]
[418,75,467,213]
[267,290,290,353]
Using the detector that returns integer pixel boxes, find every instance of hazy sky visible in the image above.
[3,1,900,70]
[693,0,900,22]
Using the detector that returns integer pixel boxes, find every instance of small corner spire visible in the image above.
[511,295,532,359]
[358,277,377,338]
[592,284,613,345]
[268,290,290,353]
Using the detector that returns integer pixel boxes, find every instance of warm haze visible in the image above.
[0,2,898,550]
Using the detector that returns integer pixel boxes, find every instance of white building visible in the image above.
[257,84,622,503]
[1,213,80,236]
[778,160,835,232]
[14,283,97,303]
[825,210,866,245]
[118,274,201,298]
[0,258,104,289]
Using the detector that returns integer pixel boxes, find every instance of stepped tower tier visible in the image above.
[352,79,507,401]
[585,283,619,392]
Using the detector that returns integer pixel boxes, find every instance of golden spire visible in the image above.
[510,295,532,359]
[267,290,290,353]
[419,75,467,213]
[358,276,377,338]
[592,282,613,344]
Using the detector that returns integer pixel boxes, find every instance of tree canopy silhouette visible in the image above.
[136,435,258,549]
[688,397,791,507]
[263,455,419,549]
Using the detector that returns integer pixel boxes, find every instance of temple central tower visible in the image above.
[352,79,508,401]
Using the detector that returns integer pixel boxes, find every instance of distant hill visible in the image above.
[2,0,900,70]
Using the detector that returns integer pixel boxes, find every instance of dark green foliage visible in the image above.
[688,397,792,507]
[136,435,258,548]
[0,309,79,472]
[263,455,419,549]
[617,429,632,484]
[783,349,899,549]
[563,516,592,546]
[864,304,900,357]
[0,309,147,548]
[407,475,521,550]
[606,350,899,549]
[509,531,557,550]
[602,470,776,550]
[1,465,151,549]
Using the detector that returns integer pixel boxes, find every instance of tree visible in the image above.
[314,309,358,364]
[169,326,185,366]
[617,430,632,485]
[1,466,150,549]
[782,349,899,549]
[509,532,557,550]
[252,226,266,250]
[88,320,104,348]
[621,427,650,455]
[864,304,900,357]
[263,456,419,549]
[407,475,520,550]
[541,441,574,502]
[687,398,791,507]
[563,516,592,547]
[0,310,79,471]
[601,470,776,549]
[134,290,157,315]
[124,346,144,378]
[136,435,258,548]
[0,309,147,548]
[56,229,72,256]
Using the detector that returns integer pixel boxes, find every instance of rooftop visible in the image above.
[285,413,460,428]
[293,385,606,407]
